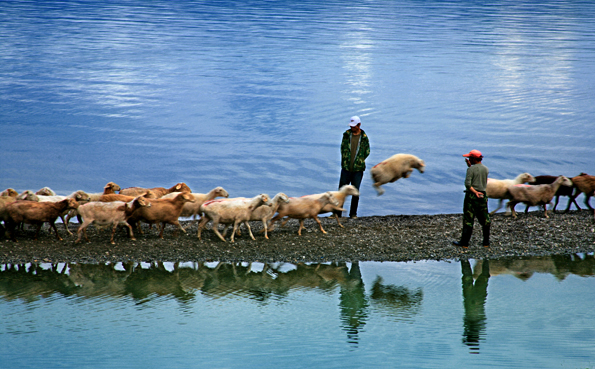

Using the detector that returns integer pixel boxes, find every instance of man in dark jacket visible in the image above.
[336,116,370,219]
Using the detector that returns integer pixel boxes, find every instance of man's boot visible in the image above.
[482,224,491,247]
[453,225,473,248]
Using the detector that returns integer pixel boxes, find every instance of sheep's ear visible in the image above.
[176,184,182,190]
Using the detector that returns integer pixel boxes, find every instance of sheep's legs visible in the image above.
[76,221,93,243]
[314,216,327,234]
[49,222,62,241]
[197,216,210,240]
[211,221,227,242]
[332,213,344,228]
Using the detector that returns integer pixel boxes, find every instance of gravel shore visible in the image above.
[1,210,594,265]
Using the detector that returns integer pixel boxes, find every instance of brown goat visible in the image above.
[5,198,79,241]
[119,183,192,198]
[567,173,595,212]
[127,193,195,238]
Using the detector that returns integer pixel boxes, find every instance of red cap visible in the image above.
[462,149,483,158]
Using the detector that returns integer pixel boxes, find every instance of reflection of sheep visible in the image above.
[486,172,535,215]
[370,276,423,318]
[507,175,573,218]
[370,154,425,195]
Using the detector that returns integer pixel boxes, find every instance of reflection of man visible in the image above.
[339,262,369,346]
[461,259,490,353]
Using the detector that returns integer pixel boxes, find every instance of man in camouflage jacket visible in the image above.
[336,116,371,218]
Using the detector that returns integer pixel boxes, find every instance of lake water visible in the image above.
[1,256,594,368]
[2,2,595,367]
[1,0,594,216]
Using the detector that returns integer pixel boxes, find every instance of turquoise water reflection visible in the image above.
[1,256,594,368]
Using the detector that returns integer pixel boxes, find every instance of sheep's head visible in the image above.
[35,187,55,196]
[324,192,341,207]
[560,176,573,187]
[144,190,158,199]
[75,191,91,203]
[259,194,273,207]
[177,193,195,203]
[416,159,426,173]
[276,193,290,204]
[104,182,121,193]
[215,187,229,198]
[522,173,536,183]
[340,185,360,196]
[174,183,192,193]
[134,196,151,209]
[1,188,19,198]
[67,198,79,209]
[17,190,39,201]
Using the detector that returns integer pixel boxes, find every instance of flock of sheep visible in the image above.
[0,153,594,245]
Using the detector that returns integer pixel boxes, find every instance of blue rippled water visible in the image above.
[1,0,594,216]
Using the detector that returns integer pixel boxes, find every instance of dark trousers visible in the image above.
[337,168,364,217]
[463,192,491,228]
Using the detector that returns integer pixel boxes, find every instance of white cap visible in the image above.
[349,116,361,127]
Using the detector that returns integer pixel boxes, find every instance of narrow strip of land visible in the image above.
[1,211,594,265]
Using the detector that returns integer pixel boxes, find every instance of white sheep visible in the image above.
[224,192,289,240]
[507,175,573,218]
[162,186,229,226]
[267,192,344,236]
[288,185,359,228]
[486,172,536,215]
[197,194,272,243]
[35,187,56,196]
[64,182,122,228]
[76,196,151,244]
[370,153,426,195]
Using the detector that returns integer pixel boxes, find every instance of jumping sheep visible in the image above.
[370,154,425,195]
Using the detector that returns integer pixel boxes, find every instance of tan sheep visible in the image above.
[486,172,535,215]
[507,175,573,218]
[267,192,344,236]
[370,154,425,195]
